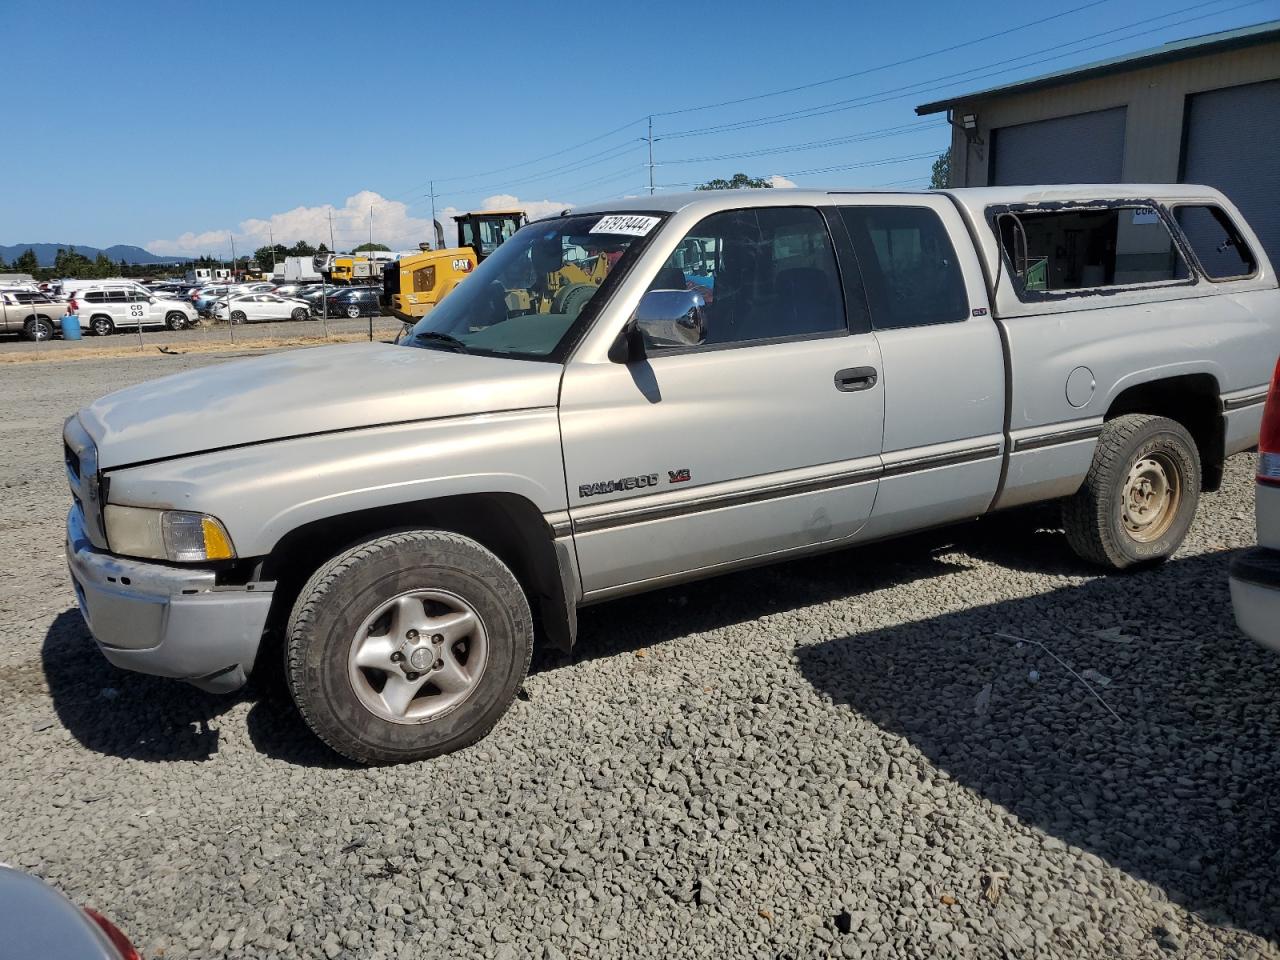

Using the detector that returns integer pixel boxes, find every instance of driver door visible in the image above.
[559,205,885,597]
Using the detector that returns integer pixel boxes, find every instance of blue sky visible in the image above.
[5,0,1275,255]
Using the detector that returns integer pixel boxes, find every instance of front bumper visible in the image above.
[1229,547,1280,653]
[65,505,273,692]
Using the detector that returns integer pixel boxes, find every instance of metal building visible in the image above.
[916,20,1280,265]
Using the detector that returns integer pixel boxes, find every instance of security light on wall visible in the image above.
[948,109,983,145]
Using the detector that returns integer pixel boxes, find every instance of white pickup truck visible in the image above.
[64,184,1278,764]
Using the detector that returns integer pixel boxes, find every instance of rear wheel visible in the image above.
[165,311,187,331]
[346,304,361,319]
[285,530,532,765]
[89,315,115,337]
[230,310,246,324]
[552,282,597,318]
[1063,414,1200,569]
[22,316,54,341]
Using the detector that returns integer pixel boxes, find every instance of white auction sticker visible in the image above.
[590,214,660,237]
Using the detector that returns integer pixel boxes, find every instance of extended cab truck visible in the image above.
[64,185,1279,764]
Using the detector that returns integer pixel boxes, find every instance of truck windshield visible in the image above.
[403,213,662,361]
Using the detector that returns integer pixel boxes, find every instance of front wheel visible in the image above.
[23,316,54,341]
[165,311,187,331]
[1063,414,1201,569]
[291,308,307,321]
[286,530,533,765]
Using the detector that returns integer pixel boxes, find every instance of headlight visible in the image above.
[104,505,236,562]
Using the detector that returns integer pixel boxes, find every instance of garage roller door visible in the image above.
[991,107,1126,186]
[1182,78,1280,271]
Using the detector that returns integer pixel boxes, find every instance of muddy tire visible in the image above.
[285,530,532,765]
[1063,414,1200,569]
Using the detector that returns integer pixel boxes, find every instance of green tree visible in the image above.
[317,242,329,254]
[14,248,39,273]
[286,240,316,257]
[94,253,115,277]
[695,173,774,191]
[353,242,390,253]
[254,243,287,267]
[929,148,952,189]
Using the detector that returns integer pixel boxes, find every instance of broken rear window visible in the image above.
[1172,205,1256,280]
[994,205,1190,298]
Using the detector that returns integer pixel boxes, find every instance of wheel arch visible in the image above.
[257,492,578,671]
[1103,371,1224,491]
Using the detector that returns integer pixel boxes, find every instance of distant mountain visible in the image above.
[0,243,192,267]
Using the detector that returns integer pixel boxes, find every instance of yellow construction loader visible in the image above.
[383,210,526,322]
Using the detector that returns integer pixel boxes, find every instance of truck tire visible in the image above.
[89,315,115,337]
[22,316,54,341]
[1063,414,1200,569]
[285,529,533,764]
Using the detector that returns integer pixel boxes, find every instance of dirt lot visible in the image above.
[0,348,1277,959]
[0,314,406,360]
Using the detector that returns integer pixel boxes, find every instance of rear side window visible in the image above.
[107,291,129,303]
[994,205,1190,296]
[839,206,968,329]
[83,292,105,303]
[1173,205,1256,280]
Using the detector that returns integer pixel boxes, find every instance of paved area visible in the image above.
[0,349,1276,959]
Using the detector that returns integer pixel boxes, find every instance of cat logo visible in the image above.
[452,258,471,272]
[668,468,691,484]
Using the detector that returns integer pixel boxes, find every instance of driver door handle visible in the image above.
[834,366,878,392]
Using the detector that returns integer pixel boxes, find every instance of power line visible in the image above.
[661,120,944,166]
[660,0,1256,140]
[652,0,1116,118]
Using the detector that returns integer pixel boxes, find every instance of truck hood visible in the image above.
[80,341,563,469]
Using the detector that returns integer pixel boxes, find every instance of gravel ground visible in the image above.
[1,350,1277,959]
[0,314,405,354]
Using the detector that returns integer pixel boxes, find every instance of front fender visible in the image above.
[103,408,567,558]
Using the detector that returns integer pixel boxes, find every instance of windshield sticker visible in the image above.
[591,214,660,237]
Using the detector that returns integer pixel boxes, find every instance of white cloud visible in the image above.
[768,174,798,188]
[149,190,573,257]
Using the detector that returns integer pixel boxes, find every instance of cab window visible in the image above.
[654,206,846,347]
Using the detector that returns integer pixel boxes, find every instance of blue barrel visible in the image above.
[61,314,82,340]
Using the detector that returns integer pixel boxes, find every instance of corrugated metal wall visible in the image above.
[1182,77,1280,268]
[990,107,1127,185]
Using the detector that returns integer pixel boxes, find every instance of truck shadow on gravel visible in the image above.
[39,609,357,767]
[541,506,1077,674]
[793,549,1280,944]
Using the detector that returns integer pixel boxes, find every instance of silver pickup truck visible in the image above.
[64,184,1279,764]
[1,289,62,340]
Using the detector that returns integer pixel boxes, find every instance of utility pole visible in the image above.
[429,180,437,248]
[269,226,276,272]
[227,230,236,343]
[647,115,655,196]
[327,209,336,254]
[368,204,374,342]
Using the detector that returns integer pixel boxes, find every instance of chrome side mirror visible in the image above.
[633,288,706,353]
